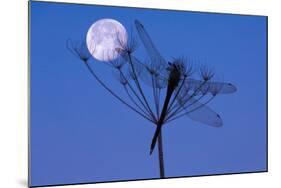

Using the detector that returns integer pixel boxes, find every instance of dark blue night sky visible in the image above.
[30,1,267,186]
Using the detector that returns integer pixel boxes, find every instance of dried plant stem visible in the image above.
[166,80,208,119]
[157,129,165,178]
[84,61,154,123]
[166,95,216,123]
[150,86,173,154]
[127,54,156,121]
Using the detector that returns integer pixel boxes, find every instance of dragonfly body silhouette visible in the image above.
[132,20,237,154]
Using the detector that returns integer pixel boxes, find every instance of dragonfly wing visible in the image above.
[120,53,168,88]
[130,55,168,88]
[138,70,168,89]
[177,93,223,127]
[186,79,237,95]
[134,20,167,71]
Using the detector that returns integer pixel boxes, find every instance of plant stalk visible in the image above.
[157,129,165,178]
[150,86,174,154]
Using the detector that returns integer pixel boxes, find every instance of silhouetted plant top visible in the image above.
[67,19,237,154]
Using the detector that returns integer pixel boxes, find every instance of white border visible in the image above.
[1,0,280,188]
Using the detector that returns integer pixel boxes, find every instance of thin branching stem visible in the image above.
[84,61,155,123]
[165,92,208,122]
[152,75,160,119]
[123,85,154,122]
[172,92,208,118]
[167,84,211,120]
[168,82,223,122]
[127,53,157,122]
[118,69,155,120]
[157,87,161,117]
[166,76,187,114]
[165,95,216,123]
[165,80,209,120]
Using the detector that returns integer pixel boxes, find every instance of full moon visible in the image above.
[86,18,128,62]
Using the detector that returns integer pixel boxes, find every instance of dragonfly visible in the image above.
[116,20,237,154]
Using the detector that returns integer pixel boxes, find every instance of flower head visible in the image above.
[67,39,92,62]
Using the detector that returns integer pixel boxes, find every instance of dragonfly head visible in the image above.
[167,62,184,88]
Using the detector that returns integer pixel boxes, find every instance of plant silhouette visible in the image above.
[67,19,237,178]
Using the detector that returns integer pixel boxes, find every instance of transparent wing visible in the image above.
[176,91,223,127]
[136,65,168,89]
[120,52,168,88]
[185,78,237,96]
[134,20,167,72]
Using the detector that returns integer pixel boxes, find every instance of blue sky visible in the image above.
[30,1,267,186]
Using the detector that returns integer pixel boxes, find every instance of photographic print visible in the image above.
[29,1,267,187]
